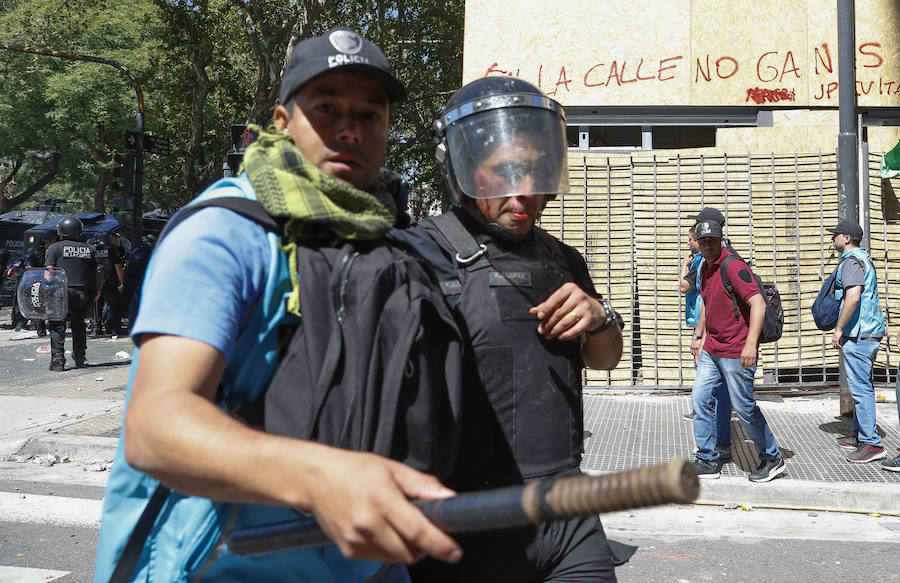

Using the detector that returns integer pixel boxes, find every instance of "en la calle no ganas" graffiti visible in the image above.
[483,42,897,100]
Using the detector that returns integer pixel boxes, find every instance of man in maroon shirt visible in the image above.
[689,219,786,482]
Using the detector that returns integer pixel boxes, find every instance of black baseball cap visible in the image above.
[826,219,863,240]
[279,27,407,105]
[689,207,725,225]
[694,220,723,240]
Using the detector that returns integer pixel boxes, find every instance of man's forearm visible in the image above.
[583,323,623,370]
[836,290,860,333]
[745,294,765,345]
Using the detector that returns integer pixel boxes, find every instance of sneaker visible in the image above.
[846,444,887,463]
[692,458,721,479]
[836,436,859,450]
[48,362,65,372]
[683,411,696,421]
[881,455,900,472]
[749,457,785,482]
[716,445,733,461]
[75,360,87,369]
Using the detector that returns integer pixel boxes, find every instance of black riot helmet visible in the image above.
[431,76,569,206]
[57,216,83,240]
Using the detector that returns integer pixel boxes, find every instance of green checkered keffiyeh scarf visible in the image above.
[242,124,398,315]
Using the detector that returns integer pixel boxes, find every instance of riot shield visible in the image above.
[17,267,68,321]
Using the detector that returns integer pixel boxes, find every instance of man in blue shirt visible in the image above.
[828,219,888,464]
[95,28,460,582]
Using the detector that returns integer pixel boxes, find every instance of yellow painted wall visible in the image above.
[463,0,900,108]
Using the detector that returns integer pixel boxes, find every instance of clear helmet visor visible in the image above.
[446,105,569,199]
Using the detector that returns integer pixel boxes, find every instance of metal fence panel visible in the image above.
[540,152,899,389]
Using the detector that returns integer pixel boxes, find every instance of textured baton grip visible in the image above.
[522,459,699,522]
[228,459,699,556]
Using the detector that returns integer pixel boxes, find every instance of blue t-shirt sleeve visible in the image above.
[132,207,269,360]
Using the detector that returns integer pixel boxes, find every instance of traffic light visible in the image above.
[112,152,135,195]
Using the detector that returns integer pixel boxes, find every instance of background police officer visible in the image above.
[94,231,125,335]
[122,233,156,331]
[44,216,97,371]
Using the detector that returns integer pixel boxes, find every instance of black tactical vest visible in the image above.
[420,210,585,483]
[46,240,97,290]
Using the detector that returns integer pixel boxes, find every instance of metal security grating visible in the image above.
[541,152,900,390]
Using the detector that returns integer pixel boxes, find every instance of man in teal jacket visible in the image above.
[828,219,889,464]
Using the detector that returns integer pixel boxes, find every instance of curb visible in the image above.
[696,476,900,515]
[12,434,118,463]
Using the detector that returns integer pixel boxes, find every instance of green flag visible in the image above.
[881,140,900,179]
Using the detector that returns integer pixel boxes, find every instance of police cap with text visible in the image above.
[279,27,407,104]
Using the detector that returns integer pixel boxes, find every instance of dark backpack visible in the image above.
[811,257,863,331]
[811,266,841,331]
[156,196,465,478]
[711,255,784,344]
[263,238,465,479]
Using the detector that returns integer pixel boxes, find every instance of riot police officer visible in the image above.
[397,77,628,582]
[94,231,125,335]
[122,234,156,330]
[44,216,97,371]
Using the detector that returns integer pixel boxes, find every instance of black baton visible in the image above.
[228,459,699,557]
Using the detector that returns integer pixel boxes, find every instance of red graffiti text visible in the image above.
[745,87,796,104]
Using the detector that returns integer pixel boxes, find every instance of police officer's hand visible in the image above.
[306,450,461,565]
[529,282,604,341]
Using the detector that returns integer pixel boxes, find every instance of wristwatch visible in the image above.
[588,297,620,335]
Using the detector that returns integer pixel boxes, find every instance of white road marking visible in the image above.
[0,565,70,582]
[0,492,101,528]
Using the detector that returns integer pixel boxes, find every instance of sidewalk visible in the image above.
[583,391,900,515]
[0,310,131,462]
[2,306,899,515]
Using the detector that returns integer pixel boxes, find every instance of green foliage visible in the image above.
[0,0,463,217]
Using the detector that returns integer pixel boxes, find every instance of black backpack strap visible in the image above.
[718,255,741,319]
[427,212,491,271]
[158,197,279,243]
[108,483,171,583]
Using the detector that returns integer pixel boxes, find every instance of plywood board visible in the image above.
[462,0,900,107]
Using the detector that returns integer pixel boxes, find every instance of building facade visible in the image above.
[463,0,900,388]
